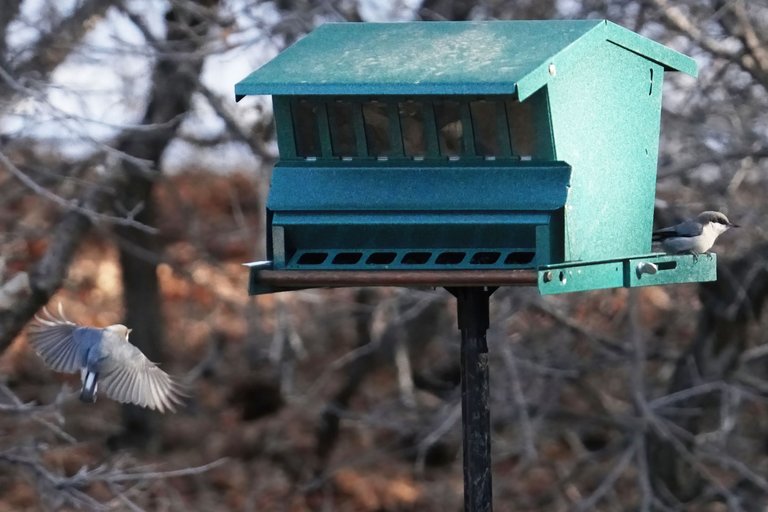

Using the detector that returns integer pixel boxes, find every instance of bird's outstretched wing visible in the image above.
[27,306,82,374]
[652,220,703,241]
[98,341,185,413]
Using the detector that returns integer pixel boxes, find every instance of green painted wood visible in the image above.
[271,212,553,269]
[459,101,476,156]
[604,22,698,78]
[387,99,405,157]
[273,94,556,161]
[627,254,717,287]
[494,102,513,158]
[235,20,696,99]
[267,161,571,212]
[422,100,440,156]
[316,102,334,157]
[266,161,569,269]
[272,97,296,158]
[538,253,717,295]
[539,260,625,294]
[547,40,665,261]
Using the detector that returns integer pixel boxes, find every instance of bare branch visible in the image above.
[0,448,228,510]
[76,457,230,485]
[531,299,628,358]
[730,0,768,76]
[658,146,768,179]
[198,83,278,163]
[0,150,158,233]
[573,440,638,511]
[11,0,122,83]
[648,0,742,58]
[649,0,768,87]
[415,403,461,475]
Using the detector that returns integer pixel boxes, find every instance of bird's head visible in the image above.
[106,324,132,341]
[697,211,738,234]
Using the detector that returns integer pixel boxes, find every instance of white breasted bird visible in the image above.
[652,211,738,255]
[28,306,183,413]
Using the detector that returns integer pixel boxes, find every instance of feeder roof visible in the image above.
[235,20,697,100]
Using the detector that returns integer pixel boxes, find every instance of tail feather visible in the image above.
[80,370,99,403]
[652,228,676,241]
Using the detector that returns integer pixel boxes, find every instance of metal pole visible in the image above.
[449,287,494,512]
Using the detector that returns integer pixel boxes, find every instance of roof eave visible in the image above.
[603,21,698,77]
[234,82,520,97]
[233,20,698,101]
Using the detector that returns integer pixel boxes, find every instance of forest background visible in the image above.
[1,0,768,510]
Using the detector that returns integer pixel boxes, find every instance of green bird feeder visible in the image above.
[235,19,706,512]
[236,19,710,295]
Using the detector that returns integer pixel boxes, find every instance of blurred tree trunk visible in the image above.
[110,1,215,446]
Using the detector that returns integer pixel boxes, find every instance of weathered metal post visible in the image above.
[451,287,494,512]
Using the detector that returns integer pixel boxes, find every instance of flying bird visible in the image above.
[28,306,184,413]
[652,211,738,255]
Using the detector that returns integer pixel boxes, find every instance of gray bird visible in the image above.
[28,306,183,413]
[652,211,738,255]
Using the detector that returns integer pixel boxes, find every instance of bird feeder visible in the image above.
[236,20,711,295]
[235,20,705,511]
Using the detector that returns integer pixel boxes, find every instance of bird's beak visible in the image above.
[730,223,740,228]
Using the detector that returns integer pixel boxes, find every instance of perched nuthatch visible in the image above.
[28,306,183,413]
[653,211,738,255]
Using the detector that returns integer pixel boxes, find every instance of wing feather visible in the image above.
[27,308,82,373]
[132,372,142,405]
[112,368,132,403]
[98,344,184,412]
[653,220,703,240]
[148,373,166,411]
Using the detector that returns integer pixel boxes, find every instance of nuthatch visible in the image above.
[28,306,183,413]
[653,211,738,255]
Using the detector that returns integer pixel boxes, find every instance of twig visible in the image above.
[572,439,638,511]
[648,0,740,59]
[0,450,109,511]
[635,435,653,512]
[532,300,628,358]
[700,449,768,493]
[649,381,728,409]
[649,0,768,86]
[198,83,278,163]
[0,150,158,233]
[644,411,742,507]
[415,403,461,475]
[97,458,230,484]
[394,336,416,407]
[500,344,538,461]
[0,384,77,444]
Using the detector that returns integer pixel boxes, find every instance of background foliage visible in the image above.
[1,0,768,510]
